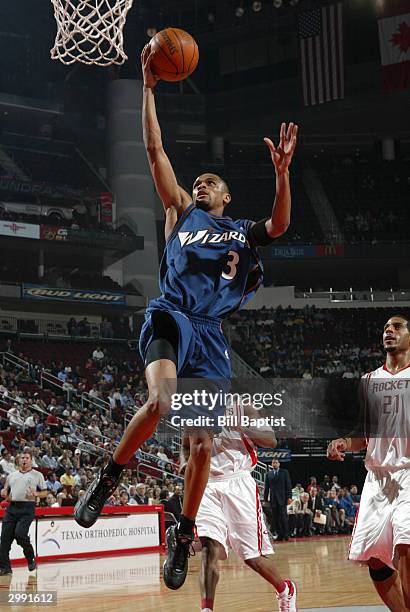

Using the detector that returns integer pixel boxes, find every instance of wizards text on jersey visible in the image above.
[151,203,263,319]
[178,229,247,247]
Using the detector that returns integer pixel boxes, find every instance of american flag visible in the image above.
[298,3,344,106]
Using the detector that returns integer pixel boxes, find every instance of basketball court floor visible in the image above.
[0,536,388,611]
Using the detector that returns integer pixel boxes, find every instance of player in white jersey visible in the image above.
[181,399,297,612]
[327,315,410,611]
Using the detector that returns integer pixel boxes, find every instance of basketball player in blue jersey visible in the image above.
[75,43,298,590]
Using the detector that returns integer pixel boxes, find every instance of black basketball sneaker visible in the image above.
[163,524,195,590]
[74,467,119,528]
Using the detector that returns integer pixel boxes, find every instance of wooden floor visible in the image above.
[0,536,386,611]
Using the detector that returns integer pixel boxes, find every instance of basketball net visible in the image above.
[50,0,134,66]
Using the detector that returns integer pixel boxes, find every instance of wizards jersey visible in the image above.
[150,203,263,319]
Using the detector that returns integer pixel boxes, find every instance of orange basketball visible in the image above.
[150,28,199,82]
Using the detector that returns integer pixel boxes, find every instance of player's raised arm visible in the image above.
[258,122,298,241]
[141,44,191,216]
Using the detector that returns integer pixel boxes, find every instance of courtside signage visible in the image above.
[1,509,161,562]
[22,284,126,305]
[36,512,159,557]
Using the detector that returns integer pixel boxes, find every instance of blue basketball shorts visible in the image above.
[139,306,231,425]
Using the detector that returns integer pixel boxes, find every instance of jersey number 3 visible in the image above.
[222,251,239,280]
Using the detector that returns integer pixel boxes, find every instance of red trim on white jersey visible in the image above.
[236,399,258,467]
[382,362,410,375]
[255,484,262,555]
[363,372,372,446]
[241,433,258,467]
[348,503,361,558]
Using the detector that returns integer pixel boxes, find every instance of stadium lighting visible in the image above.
[235,3,245,17]
[146,27,157,38]
[252,1,262,12]
[273,0,283,8]
[289,0,299,5]
[207,12,216,23]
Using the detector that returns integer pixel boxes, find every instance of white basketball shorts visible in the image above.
[196,471,273,561]
[349,467,410,569]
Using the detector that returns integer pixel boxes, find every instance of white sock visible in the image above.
[202,608,213,612]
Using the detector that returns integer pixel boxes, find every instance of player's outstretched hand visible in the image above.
[141,43,159,89]
[264,123,298,175]
[327,438,348,461]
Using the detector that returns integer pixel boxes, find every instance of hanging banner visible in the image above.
[40,226,68,241]
[100,192,114,224]
[269,245,316,259]
[257,448,292,463]
[377,1,410,91]
[0,177,86,200]
[22,284,126,305]
[315,244,345,257]
[0,220,40,239]
[267,244,344,259]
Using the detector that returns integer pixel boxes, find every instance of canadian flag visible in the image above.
[378,0,410,91]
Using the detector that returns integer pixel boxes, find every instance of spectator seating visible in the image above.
[228,305,407,378]
[312,153,409,243]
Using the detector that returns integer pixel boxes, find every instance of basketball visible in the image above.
[150,28,199,82]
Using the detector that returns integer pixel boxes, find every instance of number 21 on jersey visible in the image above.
[383,394,402,414]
